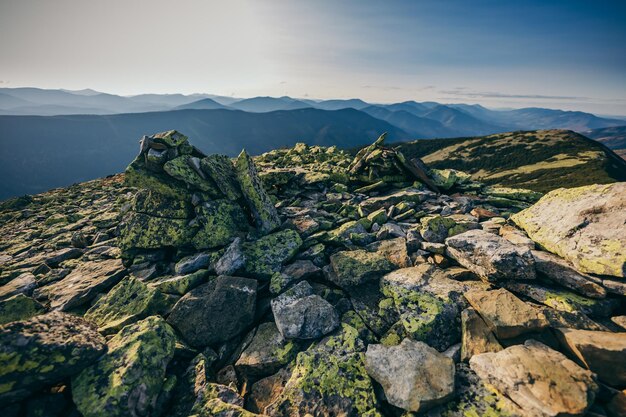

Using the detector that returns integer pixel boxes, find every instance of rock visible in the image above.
[215,237,245,276]
[246,367,291,414]
[34,259,127,310]
[612,316,626,330]
[470,340,598,417]
[366,237,411,268]
[235,150,281,234]
[0,272,36,299]
[200,154,242,200]
[265,323,381,416]
[163,155,215,193]
[367,208,388,225]
[84,277,167,334]
[461,308,502,361]
[464,288,549,339]
[511,183,626,277]
[0,294,44,325]
[175,251,218,275]
[327,249,395,288]
[359,188,429,211]
[420,215,458,243]
[242,229,302,279]
[555,328,626,386]
[445,229,536,282]
[167,276,257,347]
[364,338,455,412]
[499,224,535,250]
[118,212,190,250]
[271,281,339,339]
[505,282,617,318]
[148,269,208,295]
[532,250,607,298]
[0,312,106,404]
[44,247,83,267]
[380,264,470,350]
[235,322,299,378]
[191,199,248,250]
[270,260,320,295]
[72,316,176,417]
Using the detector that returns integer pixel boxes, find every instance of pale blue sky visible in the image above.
[1,0,625,114]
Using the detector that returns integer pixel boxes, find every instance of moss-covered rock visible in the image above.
[327,249,395,288]
[235,322,299,378]
[0,312,106,404]
[512,183,626,277]
[236,150,281,234]
[72,316,176,417]
[200,154,242,200]
[119,212,193,250]
[0,294,44,325]
[431,169,471,191]
[148,269,209,295]
[125,155,192,201]
[482,186,542,203]
[84,277,168,334]
[265,323,382,416]
[420,215,457,243]
[191,199,248,250]
[164,155,219,194]
[243,229,303,278]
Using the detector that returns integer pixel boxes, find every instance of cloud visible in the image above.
[439,89,591,101]
[362,84,436,92]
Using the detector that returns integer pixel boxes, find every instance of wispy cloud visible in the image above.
[362,85,435,92]
[439,89,591,101]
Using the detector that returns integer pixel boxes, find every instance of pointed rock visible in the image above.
[235,150,281,234]
[461,308,502,361]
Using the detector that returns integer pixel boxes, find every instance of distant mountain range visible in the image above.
[1,87,624,138]
[0,108,406,199]
[1,87,626,199]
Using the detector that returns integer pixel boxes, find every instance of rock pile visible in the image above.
[0,131,625,417]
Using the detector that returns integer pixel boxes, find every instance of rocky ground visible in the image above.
[0,130,625,417]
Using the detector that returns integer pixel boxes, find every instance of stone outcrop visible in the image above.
[0,133,624,417]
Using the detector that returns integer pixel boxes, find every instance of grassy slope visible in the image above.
[396,129,626,193]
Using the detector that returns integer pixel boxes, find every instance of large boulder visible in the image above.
[327,249,395,288]
[265,323,381,416]
[380,264,472,350]
[511,183,626,277]
[242,229,302,279]
[0,294,44,325]
[364,338,455,412]
[34,259,127,311]
[464,288,549,339]
[470,340,598,417]
[532,250,606,298]
[0,312,106,404]
[555,328,626,387]
[445,229,536,282]
[235,322,299,378]
[84,277,168,334]
[271,281,339,339]
[167,276,257,347]
[72,316,176,417]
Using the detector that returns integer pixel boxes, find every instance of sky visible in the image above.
[1,0,625,115]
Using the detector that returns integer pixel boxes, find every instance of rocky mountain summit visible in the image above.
[1,130,625,417]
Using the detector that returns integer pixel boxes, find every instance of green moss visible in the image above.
[149,270,209,295]
[242,229,302,278]
[269,324,381,416]
[84,277,168,334]
[0,294,44,325]
[118,212,193,251]
[164,155,218,194]
[125,156,192,200]
[191,199,248,250]
[72,316,176,417]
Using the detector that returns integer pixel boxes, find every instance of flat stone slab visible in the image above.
[35,259,127,311]
[470,340,598,417]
